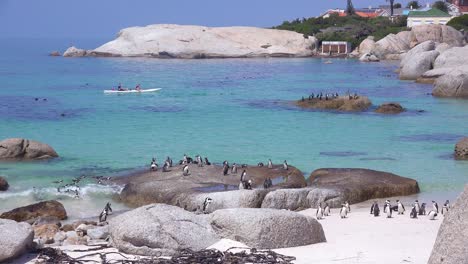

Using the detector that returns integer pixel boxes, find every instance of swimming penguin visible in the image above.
[410,206,418,219]
[442,200,450,215]
[99,202,113,223]
[231,163,238,174]
[202,197,212,214]
[324,203,331,216]
[340,204,348,219]
[370,201,380,217]
[414,200,420,214]
[316,204,324,220]
[182,165,189,176]
[397,200,405,215]
[268,159,273,169]
[432,201,439,214]
[345,201,351,213]
[428,210,438,220]
[283,160,288,170]
[257,162,264,167]
[419,203,427,215]
[204,157,211,166]
[150,161,158,171]
[223,164,229,176]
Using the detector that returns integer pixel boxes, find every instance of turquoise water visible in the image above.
[1,38,467,218]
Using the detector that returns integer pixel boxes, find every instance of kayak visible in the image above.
[103,88,161,94]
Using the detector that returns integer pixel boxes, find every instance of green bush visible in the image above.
[407,1,420,9]
[432,1,448,13]
[447,14,468,31]
[274,15,408,49]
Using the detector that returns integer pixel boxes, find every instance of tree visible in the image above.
[394,3,402,9]
[346,0,355,15]
[407,1,421,9]
[387,0,395,16]
[432,1,449,13]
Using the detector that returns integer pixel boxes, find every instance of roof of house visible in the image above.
[408,8,452,17]
[355,11,380,18]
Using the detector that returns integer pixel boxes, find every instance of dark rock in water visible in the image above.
[0,200,67,223]
[0,176,8,191]
[428,185,468,264]
[295,96,372,112]
[210,208,326,248]
[0,138,59,160]
[0,219,34,262]
[307,168,420,205]
[454,137,468,160]
[49,51,61,56]
[115,163,306,208]
[109,204,220,256]
[375,102,405,114]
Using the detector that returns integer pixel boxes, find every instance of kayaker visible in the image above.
[135,84,141,91]
[117,83,124,91]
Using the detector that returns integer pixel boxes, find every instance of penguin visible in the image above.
[223,160,229,167]
[397,200,405,215]
[370,201,380,217]
[442,200,450,215]
[162,161,169,172]
[386,201,392,218]
[340,204,348,219]
[263,178,272,189]
[182,154,188,165]
[432,201,439,214]
[410,206,418,219]
[240,170,247,182]
[419,203,427,215]
[99,202,113,223]
[257,162,264,167]
[241,164,248,168]
[166,156,173,167]
[150,161,158,171]
[267,159,273,169]
[283,160,289,170]
[244,179,253,190]
[196,155,203,167]
[383,200,390,214]
[204,157,211,166]
[428,210,438,220]
[324,203,331,216]
[231,163,238,174]
[223,164,229,176]
[202,197,212,214]
[345,201,350,213]
[182,165,189,176]
[414,200,421,214]
[316,204,324,220]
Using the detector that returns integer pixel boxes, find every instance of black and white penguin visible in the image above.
[196,155,203,167]
[183,154,188,165]
[316,203,324,220]
[150,161,158,171]
[99,202,113,223]
[283,160,288,170]
[268,159,273,169]
[166,156,173,167]
[383,200,390,214]
[386,201,392,218]
[340,204,348,219]
[223,164,229,176]
[162,161,169,172]
[397,200,405,215]
[241,164,248,168]
[414,200,420,214]
[410,206,418,219]
[432,201,439,214]
[419,203,427,215]
[370,201,380,217]
[223,160,229,167]
[324,203,331,216]
[202,197,212,214]
[345,201,350,213]
[442,200,450,215]
[240,170,247,182]
[257,162,264,167]
[204,157,211,166]
[231,163,238,174]
[263,178,272,189]
[182,165,189,176]
[428,210,438,220]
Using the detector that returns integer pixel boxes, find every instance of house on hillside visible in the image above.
[407,8,453,27]
[320,9,347,18]
[354,7,385,18]
[321,41,352,55]
[447,0,468,15]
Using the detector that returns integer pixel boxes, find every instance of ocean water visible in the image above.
[1,38,467,219]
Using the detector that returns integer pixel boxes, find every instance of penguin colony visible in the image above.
[315,199,450,221]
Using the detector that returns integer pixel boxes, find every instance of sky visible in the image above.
[0,0,415,39]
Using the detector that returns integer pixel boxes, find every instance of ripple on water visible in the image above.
[128,105,184,113]
[359,157,397,161]
[398,133,465,143]
[320,151,368,157]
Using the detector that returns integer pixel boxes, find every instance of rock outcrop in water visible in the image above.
[0,138,58,160]
[455,137,468,160]
[0,200,67,223]
[295,96,372,112]
[65,24,318,59]
[0,219,34,262]
[375,103,405,114]
[0,176,8,191]
[428,185,468,264]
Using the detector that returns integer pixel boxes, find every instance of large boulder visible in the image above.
[92,24,318,58]
[0,219,34,262]
[0,176,8,191]
[116,163,306,208]
[210,208,326,249]
[109,204,219,256]
[359,53,380,62]
[399,50,440,80]
[432,69,468,98]
[307,168,420,205]
[295,96,372,112]
[358,37,376,55]
[410,25,465,48]
[400,40,436,68]
[455,137,468,160]
[261,187,344,209]
[372,31,411,58]
[0,200,67,223]
[0,138,58,160]
[428,185,468,264]
[375,103,405,114]
[63,46,88,57]
[433,45,468,69]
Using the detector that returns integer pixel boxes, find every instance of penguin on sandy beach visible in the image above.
[370,201,380,217]
[340,204,348,219]
[345,201,350,213]
[99,202,113,223]
[162,161,170,172]
[283,160,289,170]
[316,203,324,220]
[419,203,427,215]
[150,161,158,171]
[204,157,211,166]
[196,155,203,167]
[414,200,420,214]
[397,200,405,215]
[442,200,450,215]
[231,163,238,174]
[257,162,264,167]
[432,201,439,214]
[223,164,229,176]
[410,205,418,219]
[324,203,331,216]
[182,154,188,165]
[268,159,273,169]
[428,210,438,220]
[202,197,212,214]
[166,156,173,167]
[182,165,189,176]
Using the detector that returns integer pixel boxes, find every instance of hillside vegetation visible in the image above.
[447,14,468,31]
[274,15,408,48]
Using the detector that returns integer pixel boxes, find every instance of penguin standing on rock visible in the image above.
[410,206,418,219]
[442,200,450,215]
[182,165,189,176]
[99,202,113,223]
[268,159,273,169]
[196,155,203,167]
[397,200,405,215]
[202,197,212,214]
[432,201,439,214]
[370,201,380,217]
[428,210,438,220]
[204,157,211,166]
[340,204,348,219]
[316,204,324,220]
[324,203,331,216]
[223,164,229,176]
[283,160,289,170]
